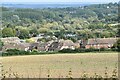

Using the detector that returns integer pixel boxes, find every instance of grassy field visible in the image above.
[1,52,118,78]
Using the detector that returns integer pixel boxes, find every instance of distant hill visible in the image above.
[1,3,92,9]
[0,2,118,40]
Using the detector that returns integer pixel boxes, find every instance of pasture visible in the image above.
[1,52,118,78]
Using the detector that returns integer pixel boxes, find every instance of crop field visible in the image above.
[1,52,118,78]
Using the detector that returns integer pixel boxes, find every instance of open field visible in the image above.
[1,52,118,78]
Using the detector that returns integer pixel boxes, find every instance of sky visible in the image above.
[0,0,119,3]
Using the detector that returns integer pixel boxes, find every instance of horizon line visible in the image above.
[0,1,118,4]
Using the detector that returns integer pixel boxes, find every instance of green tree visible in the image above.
[38,28,49,34]
[101,31,111,38]
[116,28,120,51]
[117,28,120,37]
[113,39,120,51]
[113,28,120,51]
[29,28,39,37]
[0,30,2,38]
[2,28,15,37]
[0,40,4,50]
[18,29,30,39]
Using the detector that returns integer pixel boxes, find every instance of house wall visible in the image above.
[85,44,111,49]
[60,46,75,50]
[2,43,29,52]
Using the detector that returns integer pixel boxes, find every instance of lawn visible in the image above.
[1,52,118,78]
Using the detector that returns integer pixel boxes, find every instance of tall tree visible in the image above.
[2,28,15,37]
[18,29,30,39]
[118,28,120,37]
[0,40,4,50]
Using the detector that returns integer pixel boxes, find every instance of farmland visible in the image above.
[1,52,118,78]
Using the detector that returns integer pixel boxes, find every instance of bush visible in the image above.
[58,48,75,53]
[3,49,30,56]
[59,48,115,53]
[111,48,118,51]
[6,49,20,55]
[2,47,117,56]
[99,47,107,51]
[31,49,39,54]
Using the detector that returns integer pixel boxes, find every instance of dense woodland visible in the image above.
[0,2,119,42]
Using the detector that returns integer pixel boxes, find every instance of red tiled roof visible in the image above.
[87,38,117,45]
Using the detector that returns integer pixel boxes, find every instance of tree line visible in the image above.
[0,2,118,40]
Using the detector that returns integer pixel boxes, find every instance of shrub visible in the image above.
[100,47,106,51]
[4,49,30,56]
[30,49,39,55]
[59,48,115,53]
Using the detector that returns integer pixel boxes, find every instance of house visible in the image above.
[60,40,75,50]
[37,33,45,37]
[38,40,54,51]
[48,39,76,51]
[80,39,88,48]
[0,37,32,52]
[48,41,63,51]
[85,38,117,49]
[0,37,21,44]
[29,42,39,50]
[38,42,49,51]
[2,43,30,52]
[74,40,81,48]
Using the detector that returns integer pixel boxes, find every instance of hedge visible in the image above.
[58,48,118,53]
[1,48,118,56]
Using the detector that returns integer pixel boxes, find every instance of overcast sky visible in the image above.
[0,0,119,3]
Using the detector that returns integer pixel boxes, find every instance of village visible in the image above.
[0,1,119,79]
[0,35,118,52]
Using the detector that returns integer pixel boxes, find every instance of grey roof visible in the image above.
[48,41,63,51]
[61,40,74,46]
[87,38,117,45]
[38,42,50,51]
[0,37,20,44]
[2,43,30,51]
[48,40,75,51]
